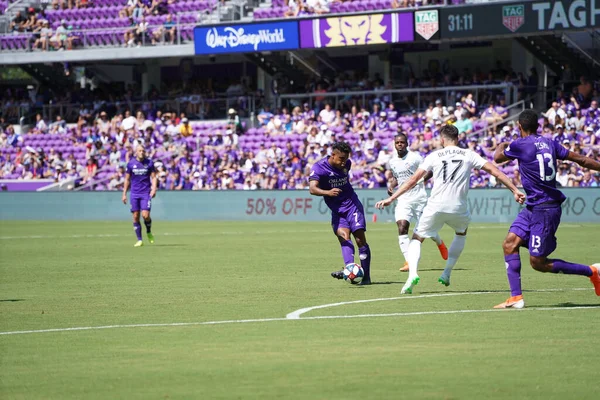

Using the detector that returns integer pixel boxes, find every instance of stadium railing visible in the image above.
[277,83,517,113]
[41,94,258,123]
[467,99,525,138]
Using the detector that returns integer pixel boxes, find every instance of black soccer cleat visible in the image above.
[359,277,371,286]
[331,269,344,280]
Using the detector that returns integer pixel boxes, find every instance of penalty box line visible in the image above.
[0,289,596,336]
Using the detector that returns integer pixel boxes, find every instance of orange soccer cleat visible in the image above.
[399,261,409,272]
[438,242,448,260]
[590,264,600,296]
[493,295,525,309]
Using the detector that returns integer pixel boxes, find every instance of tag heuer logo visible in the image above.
[502,5,525,32]
[415,10,439,41]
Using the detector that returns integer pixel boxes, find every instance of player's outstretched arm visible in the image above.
[565,151,600,172]
[309,180,341,197]
[493,142,510,164]
[481,162,526,204]
[122,173,131,204]
[376,168,427,209]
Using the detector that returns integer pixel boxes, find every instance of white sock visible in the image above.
[398,234,410,260]
[443,235,466,276]
[407,239,422,277]
[430,234,443,246]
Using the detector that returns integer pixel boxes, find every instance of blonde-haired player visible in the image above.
[387,133,448,272]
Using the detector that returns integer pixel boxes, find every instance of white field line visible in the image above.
[0,289,596,336]
[0,224,586,240]
[285,288,593,319]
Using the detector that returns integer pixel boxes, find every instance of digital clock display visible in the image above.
[447,13,474,32]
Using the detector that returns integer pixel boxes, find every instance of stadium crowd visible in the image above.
[256,0,448,19]
[1,74,599,190]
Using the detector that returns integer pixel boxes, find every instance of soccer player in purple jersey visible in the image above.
[122,145,157,247]
[493,110,600,308]
[309,142,372,285]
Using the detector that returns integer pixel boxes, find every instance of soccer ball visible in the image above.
[343,263,364,284]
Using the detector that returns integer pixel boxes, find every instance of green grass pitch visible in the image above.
[1,221,599,400]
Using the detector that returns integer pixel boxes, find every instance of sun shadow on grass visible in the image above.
[151,244,188,247]
[0,299,25,302]
[535,302,600,308]
[417,268,470,272]
[419,289,509,294]
[364,281,404,286]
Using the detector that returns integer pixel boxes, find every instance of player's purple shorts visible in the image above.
[509,204,561,257]
[130,194,152,213]
[331,203,367,233]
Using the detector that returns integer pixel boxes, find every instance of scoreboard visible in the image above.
[440,0,600,40]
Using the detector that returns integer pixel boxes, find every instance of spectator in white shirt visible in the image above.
[319,103,335,125]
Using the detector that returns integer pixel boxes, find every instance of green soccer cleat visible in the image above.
[147,233,154,244]
[401,275,420,294]
[438,276,450,287]
[134,240,144,247]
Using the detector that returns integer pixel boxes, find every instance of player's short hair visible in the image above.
[331,141,352,155]
[518,109,539,133]
[440,124,459,142]
[394,133,408,142]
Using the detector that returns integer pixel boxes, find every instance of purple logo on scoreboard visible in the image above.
[299,12,414,49]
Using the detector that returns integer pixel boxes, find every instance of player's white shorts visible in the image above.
[394,199,426,223]
[414,206,471,238]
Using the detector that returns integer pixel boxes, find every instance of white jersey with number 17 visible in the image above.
[420,145,488,214]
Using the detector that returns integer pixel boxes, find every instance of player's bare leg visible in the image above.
[530,256,599,295]
[397,220,411,272]
[494,232,525,309]
[402,233,424,294]
[132,211,143,247]
[438,230,467,287]
[352,229,371,285]
[332,227,354,280]
[142,210,154,244]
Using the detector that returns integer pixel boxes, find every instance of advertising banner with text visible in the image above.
[194,20,299,55]
[1,189,599,223]
[441,0,600,39]
[299,12,414,49]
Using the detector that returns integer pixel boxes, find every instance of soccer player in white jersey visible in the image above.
[387,133,448,272]
[376,125,525,294]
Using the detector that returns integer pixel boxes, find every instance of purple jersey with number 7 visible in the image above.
[309,157,359,213]
[504,135,569,206]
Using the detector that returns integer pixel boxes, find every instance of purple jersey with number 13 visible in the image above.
[504,135,569,206]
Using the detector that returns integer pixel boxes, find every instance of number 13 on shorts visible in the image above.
[531,235,542,251]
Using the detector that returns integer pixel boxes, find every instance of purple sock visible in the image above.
[359,245,371,279]
[133,222,142,241]
[550,259,592,276]
[505,254,522,297]
[340,240,355,265]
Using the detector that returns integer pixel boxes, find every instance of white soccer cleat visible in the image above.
[401,275,420,294]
